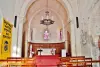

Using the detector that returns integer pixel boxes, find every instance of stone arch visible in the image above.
[19,0,75,56]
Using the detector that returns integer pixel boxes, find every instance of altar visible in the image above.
[37,48,56,55]
[28,42,65,57]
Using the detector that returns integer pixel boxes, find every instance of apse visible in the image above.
[30,10,63,43]
[25,0,69,43]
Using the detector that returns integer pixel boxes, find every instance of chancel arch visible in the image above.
[19,0,75,57]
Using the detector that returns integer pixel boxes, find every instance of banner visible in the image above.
[0,18,13,59]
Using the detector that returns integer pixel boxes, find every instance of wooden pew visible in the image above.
[85,58,92,67]
[21,57,36,67]
[0,59,8,67]
[66,61,86,67]
[58,56,85,67]
[7,57,24,67]
[6,57,36,67]
[68,56,85,67]
[58,57,70,67]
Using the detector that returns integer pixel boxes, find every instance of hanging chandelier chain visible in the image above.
[40,0,54,26]
[47,0,48,11]
[46,0,49,16]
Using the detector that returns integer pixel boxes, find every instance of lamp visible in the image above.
[40,0,54,26]
[40,11,54,26]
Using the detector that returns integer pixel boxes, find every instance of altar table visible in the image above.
[37,48,56,55]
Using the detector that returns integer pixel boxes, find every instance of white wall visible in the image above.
[0,0,17,57]
[0,0,15,23]
[0,0,25,57]
[29,10,64,43]
[63,2,100,66]
[0,9,3,32]
[76,1,100,66]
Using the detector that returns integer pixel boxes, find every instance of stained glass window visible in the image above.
[44,30,49,40]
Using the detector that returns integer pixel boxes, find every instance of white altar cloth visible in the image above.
[37,48,56,55]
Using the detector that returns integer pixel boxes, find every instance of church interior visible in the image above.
[0,0,100,67]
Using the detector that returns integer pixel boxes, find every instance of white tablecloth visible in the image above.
[37,48,56,55]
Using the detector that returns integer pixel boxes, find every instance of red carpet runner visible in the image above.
[36,55,60,67]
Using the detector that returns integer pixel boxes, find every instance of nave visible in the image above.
[0,55,100,67]
[0,0,100,67]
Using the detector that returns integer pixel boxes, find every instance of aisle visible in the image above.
[36,55,60,67]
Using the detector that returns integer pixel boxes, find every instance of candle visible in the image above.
[41,16,43,20]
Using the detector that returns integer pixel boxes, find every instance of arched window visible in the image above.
[43,29,50,40]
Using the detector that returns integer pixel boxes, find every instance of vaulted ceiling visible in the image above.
[25,0,68,30]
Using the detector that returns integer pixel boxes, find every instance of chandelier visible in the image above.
[40,0,54,26]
